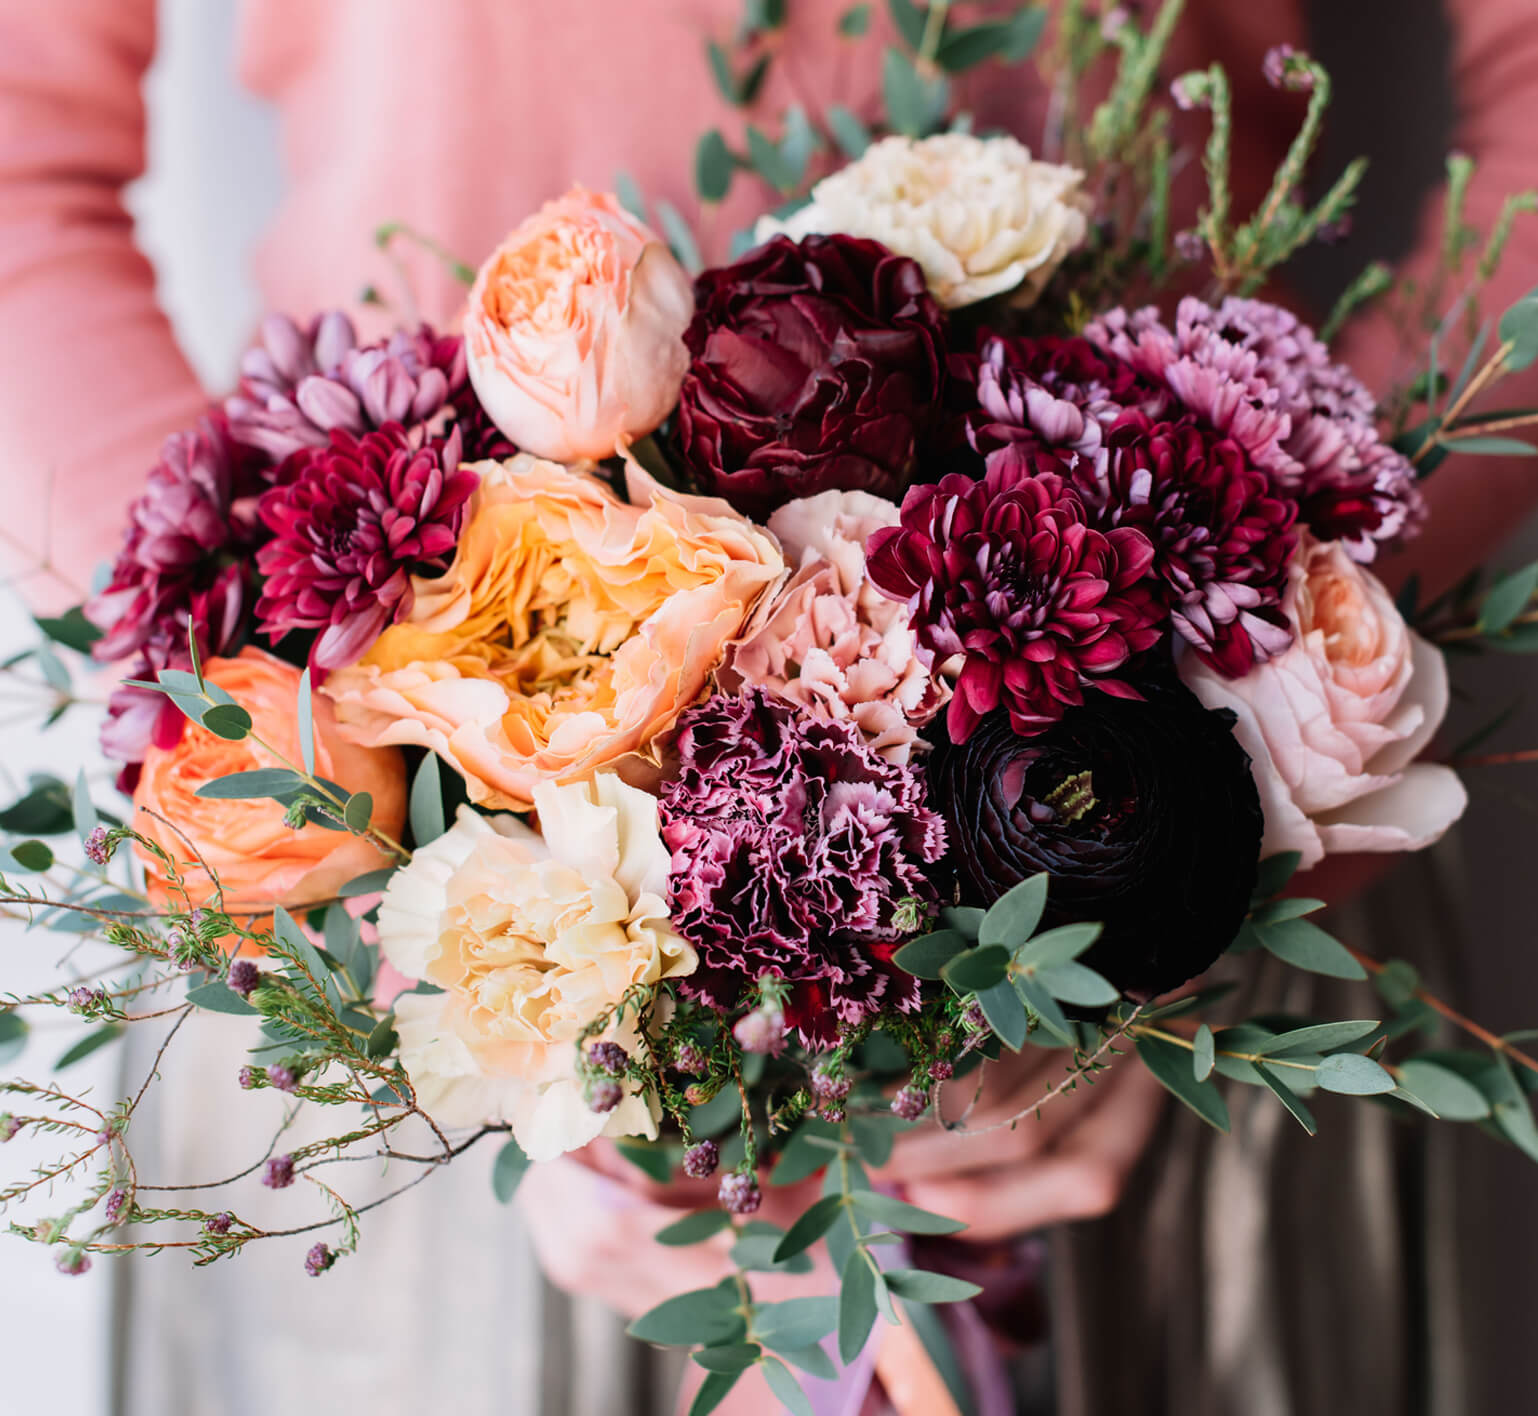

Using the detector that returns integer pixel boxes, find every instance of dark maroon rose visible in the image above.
[925,678,1262,1000]
[866,448,1165,743]
[674,234,947,518]
[255,423,478,671]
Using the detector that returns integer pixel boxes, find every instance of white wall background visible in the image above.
[0,0,279,1408]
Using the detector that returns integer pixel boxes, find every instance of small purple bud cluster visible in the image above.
[673,1043,707,1076]
[237,1066,258,1091]
[718,1171,761,1215]
[1263,43,1316,92]
[928,1059,954,1082]
[1169,74,1209,111]
[84,827,112,867]
[205,1212,233,1237]
[262,1154,295,1190]
[265,1065,298,1094]
[1174,229,1208,263]
[732,1006,786,1057]
[586,1041,628,1076]
[165,927,198,972]
[810,1061,852,1121]
[66,985,108,1016]
[103,1187,128,1224]
[227,959,262,998]
[682,1140,719,1180]
[891,1086,929,1122]
[304,1242,336,1277]
[94,1124,116,1146]
[55,1249,91,1277]
[0,1113,20,1143]
[587,1080,623,1114]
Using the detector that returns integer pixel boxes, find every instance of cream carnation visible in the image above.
[719,489,947,762]
[758,133,1088,309]
[379,778,695,1162]
[1181,533,1467,868]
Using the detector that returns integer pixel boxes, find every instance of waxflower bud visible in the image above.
[265,1065,298,1094]
[587,1080,623,1114]
[682,1140,720,1180]
[674,1043,707,1075]
[205,1213,233,1236]
[1174,229,1208,263]
[891,1086,928,1121]
[227,960,262,998]
[262,1155,295,1189]
[55,1249,91,1277]
[103,1187,128,1224]
[304,1242,336,1277]
[733,1007,786,1057]
[237,1066,258,1091]
[928,1059,955,1082]
[683,1084,712,1106]
[587,1041,628,1076]
[718,1171,761,1215]
[84,827,112,866]
[0,1113,19,1142]
[810,1064,852,1104]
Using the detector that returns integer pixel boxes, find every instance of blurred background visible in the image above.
[0,0,1534,1412]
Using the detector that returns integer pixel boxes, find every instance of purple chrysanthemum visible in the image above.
[866,451,1166,740]
[659,688,946,1044]
[225,314,508,463]
[254,423,478,670]
[1177,297,1424,560]
[85,415,266,788]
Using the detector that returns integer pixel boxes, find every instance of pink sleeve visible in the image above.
[0,0,208,611]
[1337,0,1538,598]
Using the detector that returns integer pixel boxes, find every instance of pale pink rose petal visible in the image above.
[1315,764,1469,855]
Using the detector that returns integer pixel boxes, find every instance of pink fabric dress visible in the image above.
[7,0,1538,611]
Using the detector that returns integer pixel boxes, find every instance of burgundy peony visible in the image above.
[926,678,1263,1000]
[659,688,946,1045]
[85,414,265,787]
[225,313,509,464]
[674,234,947,518]
[968,333,1301,677]
[866,451,1164,742]
[255,423,478,671]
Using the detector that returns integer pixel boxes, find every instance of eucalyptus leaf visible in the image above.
[978,873,1048,950]
[886,0,926,48]
[1259,918,1367,981]
[629,1286,744,1346]
[1315,1053,1396,1095]
[692,1344,761,1376]
[1015,921,1102,969]
[761,1358,813,1416]
[882,47,948,138]
[838,1248,879,1363]
[656,200,703,276]
[1396,1059,1491,1120]
[689,1371,742,1416]
[1254,1020,1380,1056]
[1014,973,1075,1046]
[656,1208,734,1247]
[409,753,446,846]
[1498,286,1538,371]
[1479,562,1538,634]
[55,1023,123,1070]
[893,929,966,980]
[186,982,258,1016]
[201,704,252,741]
[1033,960,1118,1007]
[753,1296,838,1351]
[615,1138,675,1183]
[974,976,1029,1051]
[940,944,1010,994]
[7,840,53,872]
[848,1190,966,1235]
[1446,435,1538,455]
[883,1268,983,1303]
[35,607,101,654]
[343,791,373,833]
[491,1138,530,1203]
[1135,1035,1230,1132]
[71,771,97,840]
[296,666,316,776]
[839,3,872,38]
[696,129,734,203]
[194,769,306,801]
[826,104,871,159]
[1193,1023,1215,1082]
[1251,851,1303,902]
[771,1343,837,1380]
[0,1013,26,1066]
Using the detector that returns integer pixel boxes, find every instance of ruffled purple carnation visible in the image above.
[225,313,509,464]
[659,688,946,1045]
[85,414,265,788]
[255,423,478,671]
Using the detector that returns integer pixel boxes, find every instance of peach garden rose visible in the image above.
[322,454,784,810]
[133,647,406,916]
[1180,532,1467,868]
[376,775,695,1161]
[464,187,694,462]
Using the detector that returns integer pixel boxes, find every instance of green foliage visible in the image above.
[1135,1034,1230,1132]
[34,608,101,655]
[977,873,1048,950]
[186,982,259,1016]
[1314,1053,1396,1096]
[409,753,446,846]
[491,1138,531,1204]
[882,48,949,138]
[696,130,735,203]
[629,1284,746,1346]
[54,1023,123,1071]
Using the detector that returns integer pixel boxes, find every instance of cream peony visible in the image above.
[1181,534,1467,869]
[464,187,694,461]
[379,777,695,1162]
[322,455,784,810]
[757,133,1088,309]
[719,489,947,762]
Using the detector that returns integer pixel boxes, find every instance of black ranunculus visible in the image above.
[674,233,947,519]
[926,678,1262,999]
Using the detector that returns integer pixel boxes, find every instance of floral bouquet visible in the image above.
[7,4,1538,1412]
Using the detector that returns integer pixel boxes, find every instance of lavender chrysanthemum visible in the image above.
[255,423,478,670]
[226,313,507,463]
[659,688,946,1044]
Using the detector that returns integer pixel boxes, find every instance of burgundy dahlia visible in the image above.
[866,451,1164,742]
[675,234,947,518]
[225,312,509,464]
[85,415,265,787]
[255,423,477,670]
[1073,409,1299,677]
[659,688,946,1045]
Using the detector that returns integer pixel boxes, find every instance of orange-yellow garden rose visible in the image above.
[322,455,784,810]
[133,647,406,917]
[464,187,694,462]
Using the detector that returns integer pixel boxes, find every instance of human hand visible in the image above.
[875,1045,1167,1239]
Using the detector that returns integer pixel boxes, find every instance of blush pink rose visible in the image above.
[1181,533,1466,868]
[464,188,694,462]
[720,489,948,762]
